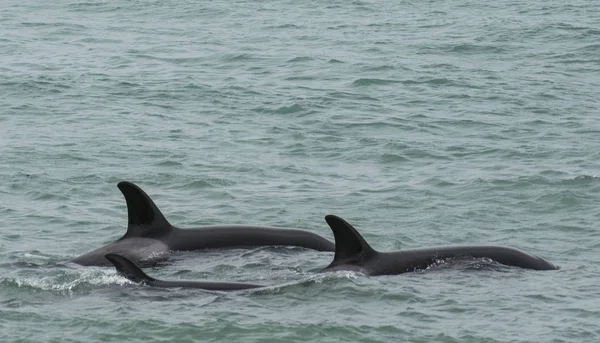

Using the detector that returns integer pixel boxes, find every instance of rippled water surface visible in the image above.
[2,0,600,342]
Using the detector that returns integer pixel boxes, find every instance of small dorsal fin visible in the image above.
[105,254,155,284]
[324,215,376,266]
[117,181,173,239]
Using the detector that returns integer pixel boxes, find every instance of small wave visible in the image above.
[316,270,364,281]
[273,103,305,115]
[247,270,367,295]
[182,179,234,189]
[21,22,87,30]
[352,78,402,86]
[155,160,184,167]
[77,37,122,44]
[27,191,70,202]
[271,24,303,29]
[380,153,410,163]
[536,190,592,207]
[133,54,206,65]
[576,42,600,52]
[448,43,506,54]
[284,75,316,81]
[422,77,454,86]
[363,65,396,71]
[286,56,313,63]
[326,91,378,101]
[67,1,115,10]
[572,175,600,181]
[425,257,513,273]
[537,174,599,186]
[217,53,262,63]
[23,252,51,260]
[474,174,600,190]
[3,268,131,294]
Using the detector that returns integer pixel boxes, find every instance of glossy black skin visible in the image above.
[105,254,262,291]
[71,182,334,266]
[321,215,558,276]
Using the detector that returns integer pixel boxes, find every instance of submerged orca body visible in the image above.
[105,254,262,290]
[71,182,334,266]
[321,215,558,276]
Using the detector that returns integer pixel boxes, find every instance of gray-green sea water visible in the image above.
[2,0,600,342]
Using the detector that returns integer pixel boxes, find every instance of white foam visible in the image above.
[10,268,133,293]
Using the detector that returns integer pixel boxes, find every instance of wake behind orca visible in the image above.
[321,215,558,276]
[105,254,263,290]
[71,182,334,266]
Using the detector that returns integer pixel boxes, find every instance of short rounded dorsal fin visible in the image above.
[105,254,155,284]
[324,215,376,266]
[117,181,173,239]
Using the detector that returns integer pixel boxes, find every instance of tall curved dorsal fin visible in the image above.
[117,181,173,239]
[105,254,155,284]
[324,215,376,266]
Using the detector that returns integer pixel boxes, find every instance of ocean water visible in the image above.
[1,0,600,342]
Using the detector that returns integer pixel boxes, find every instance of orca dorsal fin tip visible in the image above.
[117,181,173,239]
[117,181,134,189]
[105,254,155,284]
[324,215,376,263]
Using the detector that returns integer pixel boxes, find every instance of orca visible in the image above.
[71,181,334,266]
[321,215,558,276]
[105,254,263,290]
